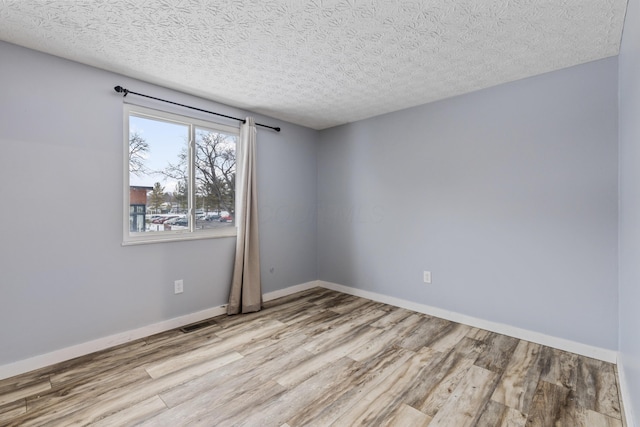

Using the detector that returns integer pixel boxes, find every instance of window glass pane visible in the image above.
[194,127,237,231]
[128,115,189,234]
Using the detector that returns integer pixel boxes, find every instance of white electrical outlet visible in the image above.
[423,271,432,284]
[174,279,184,294]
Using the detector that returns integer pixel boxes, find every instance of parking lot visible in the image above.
[146,214,234,231]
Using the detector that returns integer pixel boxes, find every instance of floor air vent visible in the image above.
[180,319,216,333]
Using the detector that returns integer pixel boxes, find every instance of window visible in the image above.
[123,104,239,245]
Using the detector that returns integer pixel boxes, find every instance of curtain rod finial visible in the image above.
[114,86,128,96]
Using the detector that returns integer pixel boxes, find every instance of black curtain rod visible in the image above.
[113,86,281,132]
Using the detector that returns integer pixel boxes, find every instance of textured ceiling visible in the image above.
[0,0,629,130]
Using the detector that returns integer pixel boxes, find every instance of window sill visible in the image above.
[122,228,237,246]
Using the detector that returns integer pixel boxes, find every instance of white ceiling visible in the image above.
[0,0,628,130]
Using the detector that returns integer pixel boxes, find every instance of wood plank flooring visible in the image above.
[0,288,625,426]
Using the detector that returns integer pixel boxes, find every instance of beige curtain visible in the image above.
[227,117,262,314]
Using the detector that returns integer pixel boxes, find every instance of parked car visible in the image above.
[174,217,188,226]
[219,214,233,223]
[205,213,220,221]
[153,216,177,224]
[165,216,185,225]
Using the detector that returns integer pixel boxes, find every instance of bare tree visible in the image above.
[195,131,236,213]
[129,132,149,176]
[161,130,236,214]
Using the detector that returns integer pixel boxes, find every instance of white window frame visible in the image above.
[123,104,240,246]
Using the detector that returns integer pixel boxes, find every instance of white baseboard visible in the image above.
[263,280,321,301]
[318,281,618,363]
[617,355,637,427]
[0,281,320,381]
[0,279,619,382]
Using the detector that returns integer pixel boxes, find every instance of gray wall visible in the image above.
[318,58,619,350]
[619,0,640,420]
[0,41,317,365]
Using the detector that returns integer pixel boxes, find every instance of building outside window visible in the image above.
[129,186,152,233]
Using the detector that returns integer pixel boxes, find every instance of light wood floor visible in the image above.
[0,288,624,426]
